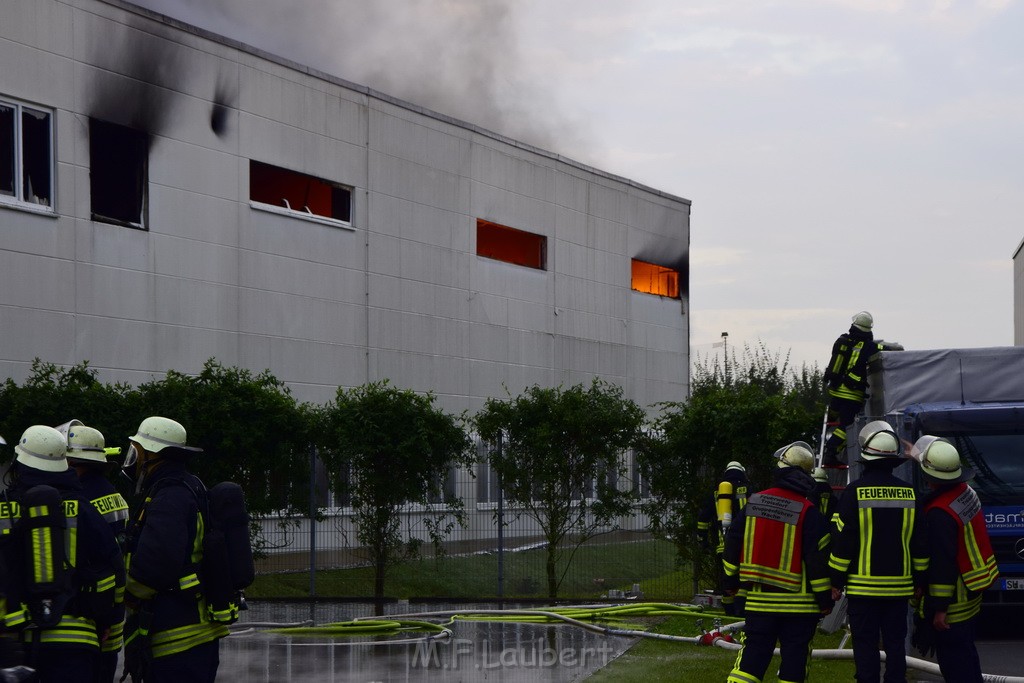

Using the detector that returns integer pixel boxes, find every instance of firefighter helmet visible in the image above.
[852,311,873,332]
[130,416,202,455]
[725,461,745,474]
[811,467,828,483]
[774,441,814,473]
[15,425,68,472]
[64,424,108,465]
[858,420,901,460]
[915,436,972,483]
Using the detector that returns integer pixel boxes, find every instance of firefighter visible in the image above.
[698,461,749,615]
[2,425,124,683]
[121,416,228,683]
[723,443,833,683]
[912,436,998,682]
[59,421,128,683]
[808,467,833,520]
[828,421,927,683]
[822,312,884,467]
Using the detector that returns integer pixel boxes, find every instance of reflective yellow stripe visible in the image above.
[149,621,229,658]
[179,573,201,591]
[857,506,871,576]
[778,523,796,573]
[22,615,100,648]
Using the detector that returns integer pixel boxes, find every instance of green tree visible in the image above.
[474,379,647,599]
[640,343,824,591]
[0,359,138,464]
[134,359,316,549]
[315,381,474,611]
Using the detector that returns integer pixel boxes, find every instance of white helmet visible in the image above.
[774,441,815,473]
[858,420,901,460]
[852,311,873,332]
[15,425,69,472]
[725,461,746,474]
[811,467,828,483]
[915,436,972,483]
[130,416,202,455]
[65,424,108,465]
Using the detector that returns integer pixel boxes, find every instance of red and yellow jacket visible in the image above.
[921,483,998,623]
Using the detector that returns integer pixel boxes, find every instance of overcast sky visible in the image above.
[133,0,1024,372]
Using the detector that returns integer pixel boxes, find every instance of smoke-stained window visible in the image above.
[631,259,680,299]
[477,219,546,270]
[0,96,53,211]
[89,119,148,229]
[249,160,352,224]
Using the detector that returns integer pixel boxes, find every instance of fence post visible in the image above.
[497,431,504,602]
[309,443,317,600]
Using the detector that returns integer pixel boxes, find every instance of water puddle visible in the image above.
[219,602,637,682]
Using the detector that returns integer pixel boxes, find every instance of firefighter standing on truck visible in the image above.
[121,416,228,683]
[58,420,128,683]
[723,442,833,683]
[822,311,884,467]
[911,436,998,683]
[828,421,927,683]
[2,425,124,683]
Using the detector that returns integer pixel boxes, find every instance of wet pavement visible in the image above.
[118,602,1022,681]
[218,602,637,682]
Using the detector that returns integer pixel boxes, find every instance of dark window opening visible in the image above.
[249,160,351,223]
[1,99,53,208]
[477,219,546,270]
[90,119,148,229]
[631,259,680,298]
[22,108,52,207]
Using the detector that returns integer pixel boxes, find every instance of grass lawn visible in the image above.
[587,613,856,682]
[249,538,684,600]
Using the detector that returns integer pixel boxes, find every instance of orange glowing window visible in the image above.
[632,259,680,299]
[476,219,546,270]
[249,160,351,223]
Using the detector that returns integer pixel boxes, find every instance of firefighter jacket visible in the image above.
[723,467,833,614]
[828,463,927,599]
[78,469,129,655]
[810,480,834,520]
[921,483,998,623]
[0,467,125,650]
[824,326,883,402]
[124,460,229,659]
[698,469,750,553]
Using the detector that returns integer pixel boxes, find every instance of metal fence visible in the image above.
[252,445,685,601]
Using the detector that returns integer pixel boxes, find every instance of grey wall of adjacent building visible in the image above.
[0,0,691,416]
[1014,237,1024,346]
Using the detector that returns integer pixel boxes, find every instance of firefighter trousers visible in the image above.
[727,611,818,683]
[847,597,909,683]
[934,617,983,683]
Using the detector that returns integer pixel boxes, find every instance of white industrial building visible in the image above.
[2,0,690,557]
[1014,238,1024,344]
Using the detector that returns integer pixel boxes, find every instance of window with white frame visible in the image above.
[249,160,352,226]
[426,466,458,505]
[475,439,502,504]
[0,96,53,210]
[631,451,652,499]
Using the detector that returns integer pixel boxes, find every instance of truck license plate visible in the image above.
[1003,579,1024,590]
